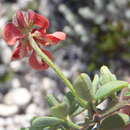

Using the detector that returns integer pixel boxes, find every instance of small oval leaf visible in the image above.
[50,103,68,118]
[20,127,43,130]
[32,116,63,128]
[63,92,79,115]
[95,80,128,100]
[46,95,59,107]
[92,74,100,96]
[99,65,116,85]
[73,73,93,101]
[99,113,130,130]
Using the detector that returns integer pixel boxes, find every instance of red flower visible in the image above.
[3,10,66,70]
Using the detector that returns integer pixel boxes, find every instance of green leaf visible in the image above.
[43,127,55,130]
[50,103,68,118]
[71,106,84,117]
[26,127,57,130]
[128,84,130,89]
[73,73,93,102]
[124,91,130,97]
[32,116,63,128]
[63,92,79,115]
[95,80,128,100]
[99,113,130,130]
[99,65,116,85]
[46,95,59,107]
[19,127,43,130]
[92,74,100,96]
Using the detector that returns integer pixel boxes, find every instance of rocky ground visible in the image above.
[0,0,130,130]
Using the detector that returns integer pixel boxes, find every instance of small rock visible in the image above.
[14,115,31,127]
[0,65,6,76]
[95,14,105,24]
[107,3,117,14]
[42,78,57,92]
[62,69,71,78]
[0,17,7,31]
[4,88,32,107]
[115,0,127,7]
[0,127,4,130]
[26,104,37,114]
[10,61,24,72]
[0,118,5,126]
[1,47,12,64]
[0,104,18,117]
[78,7,95,19]
[94,0,103,10]
[11,78,21,88]
[0,40,12,64]
[5,118,14,126]
[6,125,18,130]
[125,9,130,19]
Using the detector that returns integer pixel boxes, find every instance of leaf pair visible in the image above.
[73,66,128,105]
[99,112,130,130]
[46,92,80,118]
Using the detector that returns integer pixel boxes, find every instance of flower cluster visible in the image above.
[3,10,66,70]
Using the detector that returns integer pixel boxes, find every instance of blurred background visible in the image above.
[0,0,130,129]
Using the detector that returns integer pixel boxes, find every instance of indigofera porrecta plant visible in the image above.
[2,10,130,130]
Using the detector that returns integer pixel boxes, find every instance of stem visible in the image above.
[28,33,75,93]
[28,33,87,107]
[66,116,81,129]
[100,101,129,119]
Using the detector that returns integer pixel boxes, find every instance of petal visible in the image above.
[29,49,53,70]
[3,23,23,45]
[20,40,32,56]
[45,32,66,44]
[11,41,31,60]
[28,10,36,24]
[11,44,22,60]
[29,10,49,29]
[15,10,27,27]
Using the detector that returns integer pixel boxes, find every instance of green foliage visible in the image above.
[63,92,79,115]
[99,65,116,85]
[95,80,128,100]
[50,103,68,118]
[20,66,130,130]
[73,73,93,102]
[99,113,130,130]
[92,74,99,96]
[95,22,130,52]
[46,95,59,107]
[0,71,11,83]
[32,117,63,128]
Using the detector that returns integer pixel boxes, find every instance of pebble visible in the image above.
[4,88,32,107]
[11,78,21,88]
[0,127,4,130]
[125,9,130,19]
[1,46,12,64]
[0,104,18,117]
[0,118,5,126]
[41,78,57,92]
[78,7,95,19]
[26,104,37,114]
[0,40,12,64]
[10,61,23,72]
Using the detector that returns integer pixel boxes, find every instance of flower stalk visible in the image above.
[28,33,88,107]
[28,33,75,92]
